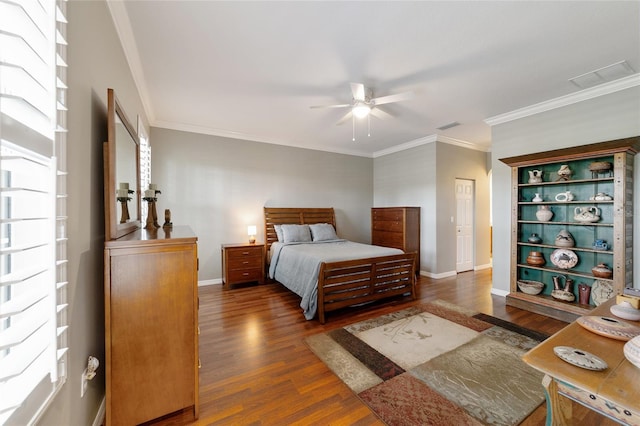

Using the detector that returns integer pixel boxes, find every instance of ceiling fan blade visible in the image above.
[371,91,414,106]
[370,107,393,120]
[309,103,351,109]
[350,83,366,101]
[335,110,352,126]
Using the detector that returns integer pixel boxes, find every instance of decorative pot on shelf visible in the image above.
[536,205,553,222]
[589,192,613,201]
[555,191,574,202]
[556,164,572,181]
[555,230,575,247]
[592,263,613,279]
[574,206,600,223]
[578,283,591,305]
[528,233,542,244]
[592,239,609,251]
[532,193,543,203]
[526,251,546,266]
[551,275,575,302]
[528,170,543,184]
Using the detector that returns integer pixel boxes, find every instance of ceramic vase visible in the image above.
[578,283,591,305]
[528,233,542,244]
[536,205,553,222]
[526,251,545,266]
[555,230,575,247]
[532,193,543,203]
[592,263,613,279]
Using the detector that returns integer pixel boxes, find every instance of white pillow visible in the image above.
[274,224,284,242]
[281,224,312,243]
[309,223,338,241]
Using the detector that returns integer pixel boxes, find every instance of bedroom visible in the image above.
[2,1,639,425]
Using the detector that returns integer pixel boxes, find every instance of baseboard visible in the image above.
[491,288,510,297]
[474,263,492,271]
[198,278,222,287]
[93,397,105,426]
[419,270,457,279]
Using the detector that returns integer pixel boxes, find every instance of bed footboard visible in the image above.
[316,252,417,324]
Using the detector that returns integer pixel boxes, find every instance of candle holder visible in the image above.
[117,197,130,223]
[143,197,158,230]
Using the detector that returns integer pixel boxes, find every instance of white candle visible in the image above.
[144,189,155,198]
[148,184,157,191]
[117,189,129,197]
[119,182,129,190]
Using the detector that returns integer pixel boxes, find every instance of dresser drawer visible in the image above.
[372,231,404,249]
[372,220,403,232]
[372,209,403,221]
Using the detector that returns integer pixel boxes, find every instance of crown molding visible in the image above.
[153,120,375,158]
[106,1,155,122]
[485,73,640,126]
[372,134,488,158]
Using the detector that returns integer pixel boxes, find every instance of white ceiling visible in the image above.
[109,1,640,157]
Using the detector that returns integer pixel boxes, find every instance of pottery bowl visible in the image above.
[589,161,613,172]
[624,335,640,369]
[517,280,544,295]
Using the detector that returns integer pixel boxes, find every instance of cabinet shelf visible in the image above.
[517,242,613,255]
[516,263,613,282]
[501,137,639,322]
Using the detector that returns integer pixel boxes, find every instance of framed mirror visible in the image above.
[104,88,141,240]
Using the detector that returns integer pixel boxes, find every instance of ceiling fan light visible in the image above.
[352,104,371,119]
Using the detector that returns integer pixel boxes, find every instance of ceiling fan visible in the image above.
[310,82,414,126]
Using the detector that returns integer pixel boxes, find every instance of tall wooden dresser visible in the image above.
[371,207,420,273]
[104,226,199,425]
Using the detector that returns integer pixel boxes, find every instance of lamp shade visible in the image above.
[247,225,257,236]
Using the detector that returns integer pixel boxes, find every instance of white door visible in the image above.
[456,179,474,272]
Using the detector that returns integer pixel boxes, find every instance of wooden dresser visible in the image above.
[371,207,420,273]
[221,243,265,289]
[104,226,199,425]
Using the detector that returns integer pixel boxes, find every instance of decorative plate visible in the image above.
[554,346,608,371]
[592,280,615,306]
[576,316,640,341]
[610,302,640,321]
[550,249,578,270]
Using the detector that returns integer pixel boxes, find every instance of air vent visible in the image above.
[436,121,460,131]
[569,60,635,89]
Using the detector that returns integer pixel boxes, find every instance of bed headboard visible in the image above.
[263,207,336,253]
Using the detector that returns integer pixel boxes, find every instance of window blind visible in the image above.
[0,0,69,424]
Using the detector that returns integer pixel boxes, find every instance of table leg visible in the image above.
[542,374,572,426]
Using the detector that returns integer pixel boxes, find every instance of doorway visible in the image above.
[455,178,475,273]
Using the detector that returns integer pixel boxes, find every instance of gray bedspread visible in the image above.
[268,240,403,320]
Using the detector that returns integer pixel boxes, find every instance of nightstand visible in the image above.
[221,243,265,289]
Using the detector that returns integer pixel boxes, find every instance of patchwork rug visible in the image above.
[305,300,549,426]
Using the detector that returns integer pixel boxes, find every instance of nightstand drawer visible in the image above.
[227,268,263,283]
[227,255,262,270]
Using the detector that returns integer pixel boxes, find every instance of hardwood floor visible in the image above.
[148,269,616,425]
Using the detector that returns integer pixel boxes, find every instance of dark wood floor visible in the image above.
[149,269,616,425]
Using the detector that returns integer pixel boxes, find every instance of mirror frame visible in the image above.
[104,88,141,240]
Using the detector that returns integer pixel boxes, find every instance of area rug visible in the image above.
[305,300,549,426]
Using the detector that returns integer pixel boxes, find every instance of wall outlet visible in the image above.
[80,369,88,398]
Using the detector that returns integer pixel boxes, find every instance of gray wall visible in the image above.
[150,128,374,281]
[373,142,491,275]
[39,1,149,425]
[491,86,640,294]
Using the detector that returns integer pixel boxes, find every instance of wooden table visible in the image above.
[523,298,640,425]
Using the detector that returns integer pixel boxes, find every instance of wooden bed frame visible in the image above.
[264,207,417,323]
